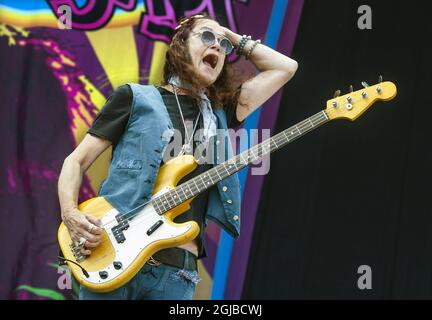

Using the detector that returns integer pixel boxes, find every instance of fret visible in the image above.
[171,190,180,206]
[282,130,290,143]
[323,110,329,120]
[163,197,170,210]
[253,147,260,160]
[227,162,235,175]
[163,193,173,209]
[159,195,168,212]
[265,143,271,154]
[243,151,250,165]
[231,155,239,167]
[152,201,161,214]
[204,173,214,185]
[188,181,198,195]
[179,186,188,200]
[214,168,223,180]
[215,166,226,181]
[209,170,220,184]
[273,134,286,148]
[183,185,192,197]
[156,203,164,215]
[289,130,295,138]
[152,110,330,208]
[236,152,245,164]
[305,119,313,130]
[199,175,208,190]
[250,148,258,161]
[192,178,201,194]
[313,113,325,126]
[235,158,242,168]
[233,157,243,170]
[223,163,231,175]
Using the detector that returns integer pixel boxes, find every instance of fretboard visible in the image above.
[152,110,329,214]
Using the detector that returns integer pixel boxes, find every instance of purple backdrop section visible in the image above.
[0,35,73,298]
[225,0,304,299]
[202,0,274,277]
[0,0,303,299]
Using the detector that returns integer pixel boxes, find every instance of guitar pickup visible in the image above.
[112,215,129,244]
[146,220,163,236]
[112,226,126,243]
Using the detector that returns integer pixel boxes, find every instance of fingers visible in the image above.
[84,238,101,248]
[79,228,101,243]
[76,236,98,256]
[85,214,102,228]
[76,218,100,240]
[64,211,104,256]
[80,247,92,256]
[72,228,101,250]
[85,215,104,235]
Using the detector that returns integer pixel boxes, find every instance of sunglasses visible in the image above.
[192,30,234,55]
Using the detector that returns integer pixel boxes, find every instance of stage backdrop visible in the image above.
[0,0,303,299]
[243,0,432,299]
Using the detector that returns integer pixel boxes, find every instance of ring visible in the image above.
[88,224,94,233]
[78,237,86,247]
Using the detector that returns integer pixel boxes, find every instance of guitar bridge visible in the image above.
[69,242,86,263]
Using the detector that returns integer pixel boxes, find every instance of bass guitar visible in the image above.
[58,80,397,292]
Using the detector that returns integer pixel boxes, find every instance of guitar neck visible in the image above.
[153,110,329,213]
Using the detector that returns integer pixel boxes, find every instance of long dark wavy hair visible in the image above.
[162,14,241,108]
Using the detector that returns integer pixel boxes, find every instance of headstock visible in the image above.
[325,78,397,121]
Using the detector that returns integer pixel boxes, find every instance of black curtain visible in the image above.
[243,0,432,299]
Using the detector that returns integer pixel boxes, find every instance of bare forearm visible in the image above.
[224,28,298,74]
[58,156,84,217]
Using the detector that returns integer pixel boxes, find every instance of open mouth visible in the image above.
[202,53,219,69]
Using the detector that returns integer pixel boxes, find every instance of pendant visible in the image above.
[181,143,192,155]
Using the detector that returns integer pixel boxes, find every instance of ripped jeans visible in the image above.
[79,254,201,300]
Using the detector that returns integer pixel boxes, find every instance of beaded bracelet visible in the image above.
[246,39,261,60]
[236,35,251,56]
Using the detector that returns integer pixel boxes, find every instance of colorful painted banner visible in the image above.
[0,0,302,299]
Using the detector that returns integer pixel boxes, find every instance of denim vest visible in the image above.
[98,84,241,238]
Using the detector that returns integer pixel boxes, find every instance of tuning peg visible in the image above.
[378,75,383,83]
[361,81,370,88]
[333,90,341,98]
[349,85,353,93]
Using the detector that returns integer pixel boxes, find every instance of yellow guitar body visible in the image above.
[58,155,200,293]
[58,79,398,293]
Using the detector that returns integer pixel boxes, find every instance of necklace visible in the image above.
[171,84,201,155]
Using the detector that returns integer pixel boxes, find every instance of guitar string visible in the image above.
[67,93,385,269]
[71,99,374,268]
[91,110,328,230]
[95,89,379,227]
[69,111,330,263]
[82,110,329,234]
[106,87,383,226]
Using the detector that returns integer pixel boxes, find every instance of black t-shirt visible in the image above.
[89,84,243,258]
